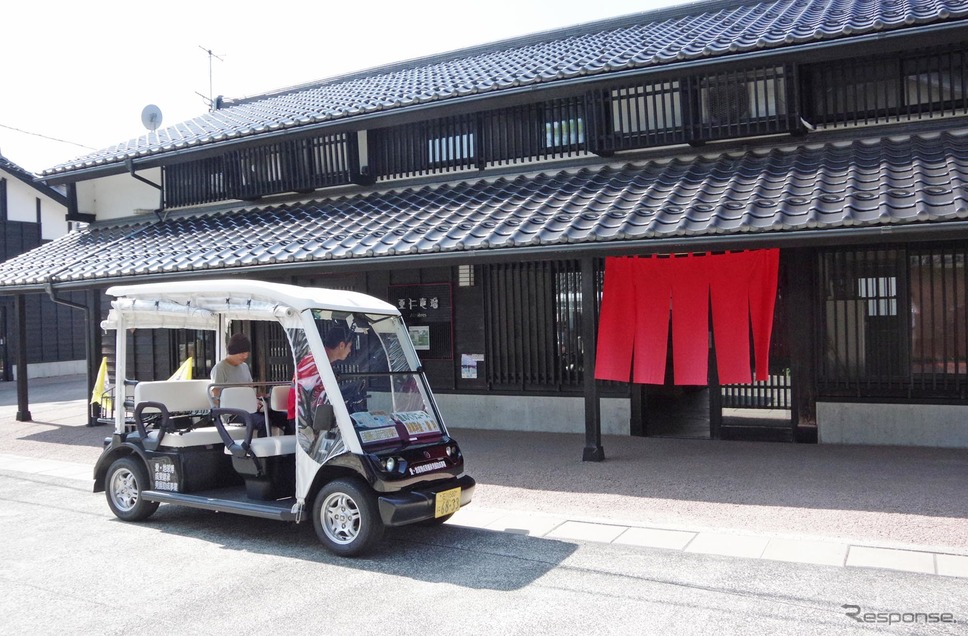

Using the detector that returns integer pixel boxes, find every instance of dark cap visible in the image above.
[227,333,251,355]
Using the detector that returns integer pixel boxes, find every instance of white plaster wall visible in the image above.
[818,401,968,448]
[39,195,68,239]
[3,174,69,239]
[5,179,37,223]
[76,169,162,220]
[435,393,630,435]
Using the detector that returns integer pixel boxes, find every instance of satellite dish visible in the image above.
[141,104,163,132]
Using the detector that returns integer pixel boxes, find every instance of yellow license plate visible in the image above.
[434,487,461,518]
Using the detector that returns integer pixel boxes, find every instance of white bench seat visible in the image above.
[224,434,297,457]
[135,379,213,413]
[155,425,247,448]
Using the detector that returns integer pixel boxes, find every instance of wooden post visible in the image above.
[787,248,818,442]
[87,289,103,426]
[14,294,30,422]
[581,257,604,461]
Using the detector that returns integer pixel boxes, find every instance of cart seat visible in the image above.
[223,434,297,457]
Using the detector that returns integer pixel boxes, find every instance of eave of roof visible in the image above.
[4,128,968,293]
[0,154,68,205]
[41,0,968,181]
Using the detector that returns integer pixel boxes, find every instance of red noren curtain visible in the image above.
[594,249,779,385]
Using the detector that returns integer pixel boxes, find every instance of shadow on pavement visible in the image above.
[111,505,578,591]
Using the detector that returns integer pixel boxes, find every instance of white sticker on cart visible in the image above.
[151,459,179,492]
[409,459,446,476]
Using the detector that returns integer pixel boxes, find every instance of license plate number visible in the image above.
[434,487,461,518]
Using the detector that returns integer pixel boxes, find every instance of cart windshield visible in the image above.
[303,310,444,449]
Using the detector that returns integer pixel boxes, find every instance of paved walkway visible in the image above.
[2,375,968,578]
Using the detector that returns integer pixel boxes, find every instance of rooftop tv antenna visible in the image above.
[197,45,225,110]
[140,104,163,132]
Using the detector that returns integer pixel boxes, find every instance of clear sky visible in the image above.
[0,0,687,175]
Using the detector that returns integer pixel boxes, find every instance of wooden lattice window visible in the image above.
[688,64,796,141]
[483,260,592,391]
[803,44,968,128]
[587,79,689,153]
[163,133,354,207]
[818,243,968,399]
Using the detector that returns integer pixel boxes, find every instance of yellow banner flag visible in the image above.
[90,357,108,405]
[168,357,194,381]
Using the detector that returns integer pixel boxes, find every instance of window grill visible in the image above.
[261,321,294,382]
[371,98,589,180]
[587,79,689,153]
[818,244,968,399]
[170,330,216,380]
[721,374,791,409]
[689,65,795,141]
[804,44,968,128]
[369,114,479,180]
[163,133,354,207]
[482,259,597,391]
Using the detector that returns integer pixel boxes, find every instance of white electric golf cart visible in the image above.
[92,279,474,556]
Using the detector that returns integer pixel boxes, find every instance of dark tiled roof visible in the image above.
[4,130,967,289]
[46,0,968,176]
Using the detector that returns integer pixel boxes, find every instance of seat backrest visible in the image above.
[269,385,290,412]
[220,386,260,413]
[134,380,212,413]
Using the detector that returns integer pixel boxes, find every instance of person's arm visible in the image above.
[210,362,227,402]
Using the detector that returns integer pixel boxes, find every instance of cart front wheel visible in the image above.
[313,478,383,557]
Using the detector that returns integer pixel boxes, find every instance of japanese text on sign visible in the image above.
[152,460,179,492]
[397,297,440,311]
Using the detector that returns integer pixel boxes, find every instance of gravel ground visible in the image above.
[3,375,967,554]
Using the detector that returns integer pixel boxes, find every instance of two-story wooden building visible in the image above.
[0,154,84,391]
[2,0,968,454]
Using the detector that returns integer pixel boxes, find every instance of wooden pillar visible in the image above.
[787,248,818,442]
[581,256,604,461]
[14,294,30,422]
[87,289,103,426]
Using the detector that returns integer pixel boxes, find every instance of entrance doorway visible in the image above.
[631,258,794,441]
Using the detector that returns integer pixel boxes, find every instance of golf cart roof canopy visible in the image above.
[101,279,399,331]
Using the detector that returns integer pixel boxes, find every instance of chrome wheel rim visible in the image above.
[109,467,139,512]
[321,492,361,545]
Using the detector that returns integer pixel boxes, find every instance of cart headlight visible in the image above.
[445,445,456,457]
[384,457,397,472]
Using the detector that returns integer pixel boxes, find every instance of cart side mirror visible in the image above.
[312,403,335,433]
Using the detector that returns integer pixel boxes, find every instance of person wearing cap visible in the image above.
[211,332,254,401]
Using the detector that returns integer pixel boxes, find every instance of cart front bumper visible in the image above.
[377,475,475,526]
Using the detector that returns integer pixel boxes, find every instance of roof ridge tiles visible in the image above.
[46,0,968,176]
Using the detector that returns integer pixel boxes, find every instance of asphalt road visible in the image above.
[2,470,966,636]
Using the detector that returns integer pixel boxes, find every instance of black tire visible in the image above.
[105,456,159,522]
[312,478,384,557]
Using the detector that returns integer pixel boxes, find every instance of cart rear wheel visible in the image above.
[312,478,383,557]
[105,456,159,521]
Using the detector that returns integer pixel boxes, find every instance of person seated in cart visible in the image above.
[210,333,255,403]
[287,327,354,420]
